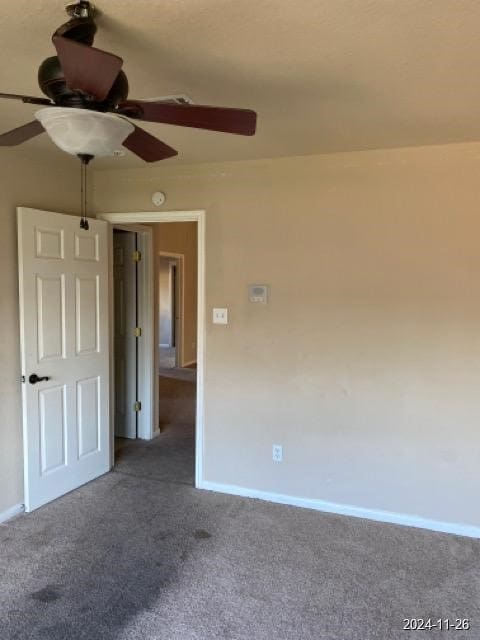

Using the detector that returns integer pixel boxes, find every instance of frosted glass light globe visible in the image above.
[35,107,134,157]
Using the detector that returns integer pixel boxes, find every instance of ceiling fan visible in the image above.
[0,0,257,163]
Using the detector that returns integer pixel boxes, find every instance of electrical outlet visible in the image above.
[272,444,283,462]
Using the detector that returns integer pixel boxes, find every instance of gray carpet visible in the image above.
[158,366,197,383]
[1,388,480,639]
[159,346,176,369]
[115,423,195,487]
[158,374,196,428]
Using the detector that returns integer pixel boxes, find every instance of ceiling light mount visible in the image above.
[56,1,97,46]
[65,1,95,21]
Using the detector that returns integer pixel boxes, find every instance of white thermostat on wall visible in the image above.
[152,191,166,206]
[248,284,269,304]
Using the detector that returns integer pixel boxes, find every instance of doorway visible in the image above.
[158,253,183,370]
[102,211,205,488]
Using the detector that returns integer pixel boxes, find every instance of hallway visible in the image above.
[115,373,196,487]
[115,422,194,487]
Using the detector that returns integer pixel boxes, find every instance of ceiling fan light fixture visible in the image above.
[35,107,134,157]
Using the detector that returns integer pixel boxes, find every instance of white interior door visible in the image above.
[113,230,137,439]
[18,207,110,512]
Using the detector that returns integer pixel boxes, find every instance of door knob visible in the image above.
[29,374,50,384]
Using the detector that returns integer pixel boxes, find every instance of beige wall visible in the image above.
[94,143,480,529]
[2,142,480,528]
[0,152,80,515]
[153,222,198,366]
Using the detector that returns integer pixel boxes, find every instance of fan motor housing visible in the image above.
[38,0,127,110]
[38,56,129,109]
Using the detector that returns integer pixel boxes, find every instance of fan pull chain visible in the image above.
[79,154,93,230]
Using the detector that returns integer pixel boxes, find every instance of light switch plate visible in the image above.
[213,308,228,324]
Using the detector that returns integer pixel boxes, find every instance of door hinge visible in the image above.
[133,250,142,262]
[134,401,142,412]
[134,327,142,337]
[21,375,25,384]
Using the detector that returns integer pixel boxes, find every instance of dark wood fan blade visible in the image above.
[117,101,257,136]
[122,124,178,162]
[0,120,45,146]
[0,92,52,105]
[53,36,123,101]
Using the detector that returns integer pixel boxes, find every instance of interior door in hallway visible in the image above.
[113,230,137,439]
[17,207,110,512]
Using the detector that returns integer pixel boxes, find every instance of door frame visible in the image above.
[98,210,205,488]
[158,251,185,367]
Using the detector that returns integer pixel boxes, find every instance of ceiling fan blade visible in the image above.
[0,92,52,105]
[118,101,257,136]
[0,120,45,146]
[122,124,178,162]
[53,36,123,101]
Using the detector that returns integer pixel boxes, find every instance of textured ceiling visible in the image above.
[1,0,480,169]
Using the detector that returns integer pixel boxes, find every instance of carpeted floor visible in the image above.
[159,346,176,368]
[1,377,479,639]
[158,366,197,383]
[158,374,196,427]
[115,422,195,488]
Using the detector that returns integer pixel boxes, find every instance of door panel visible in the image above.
[75,276,99,354]
[39,385,67,473]
[36,274,66,361]
[36,228,64,260]
[18,207,110,512]
[77,376,100,457]
[75,233,99,262]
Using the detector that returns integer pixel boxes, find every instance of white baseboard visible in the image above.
[0,503,24,524]
[198,481,480,539]
[181,360,197,368]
